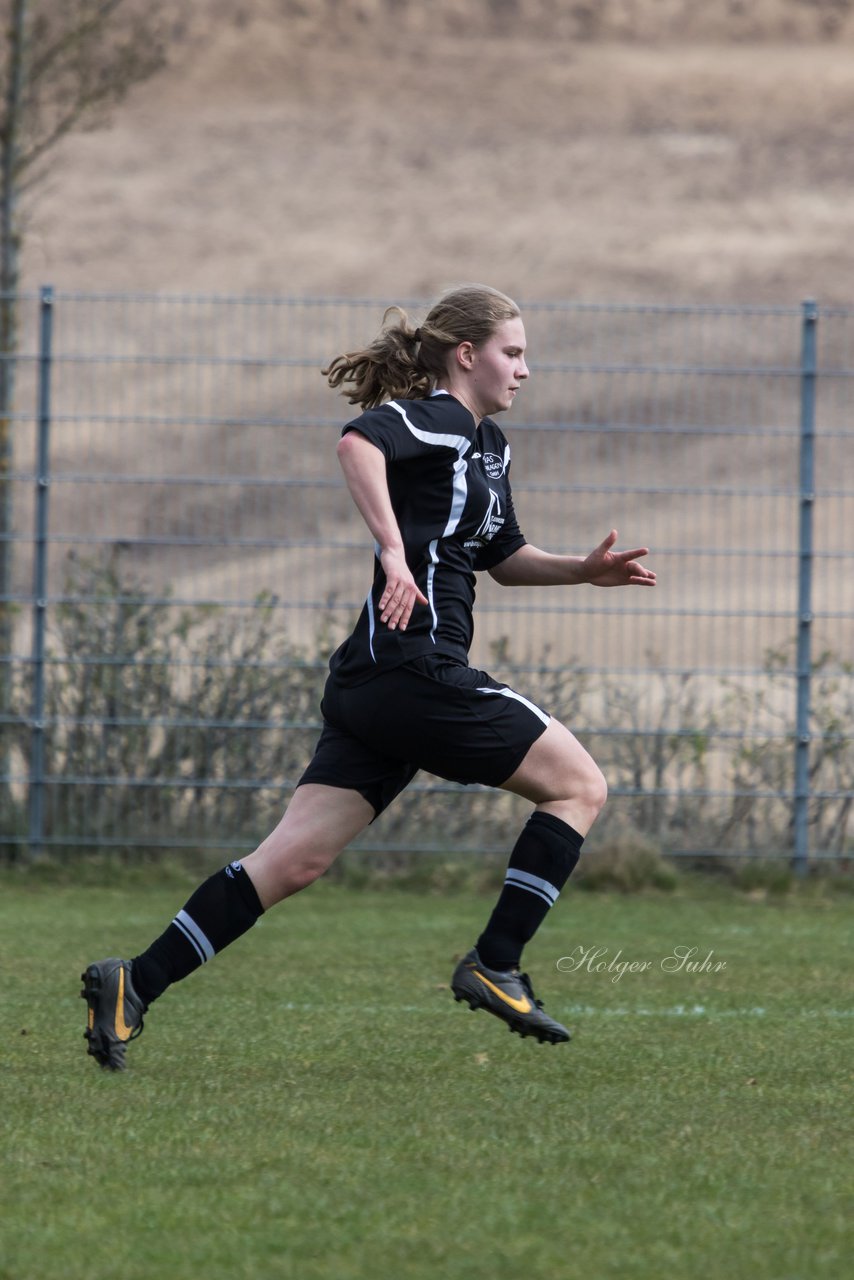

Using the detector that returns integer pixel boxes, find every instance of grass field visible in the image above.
[1,872,851,1280]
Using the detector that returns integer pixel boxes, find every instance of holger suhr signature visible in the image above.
[556,945,727,983]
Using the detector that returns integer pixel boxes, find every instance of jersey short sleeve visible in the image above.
[342,400,474,462]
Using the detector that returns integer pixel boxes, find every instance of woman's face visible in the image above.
[461,316,529,418]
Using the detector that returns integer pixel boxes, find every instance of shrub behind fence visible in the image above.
[2,291,852,865]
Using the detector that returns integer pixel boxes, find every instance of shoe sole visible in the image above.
[451,985,570,1045]
[80,965,129,1071]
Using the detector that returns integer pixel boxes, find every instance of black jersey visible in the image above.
[329,392,526,685]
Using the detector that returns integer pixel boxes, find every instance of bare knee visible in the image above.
[543,758,607,833]
[273,845,334,895]
[578,758,608,818]
[284,856,333,898]
[243,841,334,907]
[503,721,608,834]
[242,784,375,909]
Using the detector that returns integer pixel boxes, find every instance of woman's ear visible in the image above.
[454,341,475,371]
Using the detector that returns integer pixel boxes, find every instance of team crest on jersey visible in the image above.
[482,453,505,479]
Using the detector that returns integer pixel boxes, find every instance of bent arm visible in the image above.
[488,544,588,586]
[489,531,656,589]
[336,430,428,630]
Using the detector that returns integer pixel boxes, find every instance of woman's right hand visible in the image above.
[378,547,429,631]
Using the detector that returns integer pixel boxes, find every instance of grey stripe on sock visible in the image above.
[504,868,560,907]
[174,909,215,963]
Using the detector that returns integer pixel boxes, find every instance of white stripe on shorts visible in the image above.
[174,909,215,964]
[504,867,561,907]
[475,684,551,727]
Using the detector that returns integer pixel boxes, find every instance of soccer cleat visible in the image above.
[451,947,570,1045]
[81,958,146,1071]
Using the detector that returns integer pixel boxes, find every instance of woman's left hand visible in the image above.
[583,529,657,588]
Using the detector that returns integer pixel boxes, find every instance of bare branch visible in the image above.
[27,0,127,85]
[10,1,167,183]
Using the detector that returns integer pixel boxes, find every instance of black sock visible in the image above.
[131,860,264,1006]
[476,812,583,971]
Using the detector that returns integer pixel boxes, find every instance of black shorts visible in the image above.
[298,653,551,817]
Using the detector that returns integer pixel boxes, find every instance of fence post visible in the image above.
[27,285,53,859]
[793,299,817,877]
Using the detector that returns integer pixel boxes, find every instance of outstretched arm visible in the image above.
[488,530,656,588]
[336,430,428,631]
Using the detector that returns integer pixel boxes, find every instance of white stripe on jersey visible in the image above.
[387,400,471,646]
[444,456,469,537]
[426,538,439,639]
[367,539,381,661]
[386,400,472,457]
[475,684,551,727]
[366,588,377,661]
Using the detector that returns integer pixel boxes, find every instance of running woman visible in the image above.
[81,284,656,1068]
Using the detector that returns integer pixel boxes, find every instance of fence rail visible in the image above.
[1,289,852,866]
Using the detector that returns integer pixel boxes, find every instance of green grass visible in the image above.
[1,874,851,1280]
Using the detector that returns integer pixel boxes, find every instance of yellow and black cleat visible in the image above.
[81,958,146,1071]
[451,948,570,1045]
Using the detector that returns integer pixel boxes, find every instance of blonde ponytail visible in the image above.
[323,307,429,410]
[323,284,520,411]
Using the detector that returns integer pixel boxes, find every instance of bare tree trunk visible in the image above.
[1,0,26,606]
[1,0,27,854]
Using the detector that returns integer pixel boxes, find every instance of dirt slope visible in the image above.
[20,1,854,304]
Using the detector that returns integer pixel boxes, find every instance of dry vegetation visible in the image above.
[20,0,854,304]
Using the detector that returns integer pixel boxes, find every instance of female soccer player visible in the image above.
[81,284,656,1068]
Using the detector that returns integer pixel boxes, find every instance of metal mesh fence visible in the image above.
[2,291,852,863]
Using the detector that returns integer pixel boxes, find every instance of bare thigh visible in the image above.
[500,718,608,837]
[242,783,375,909]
